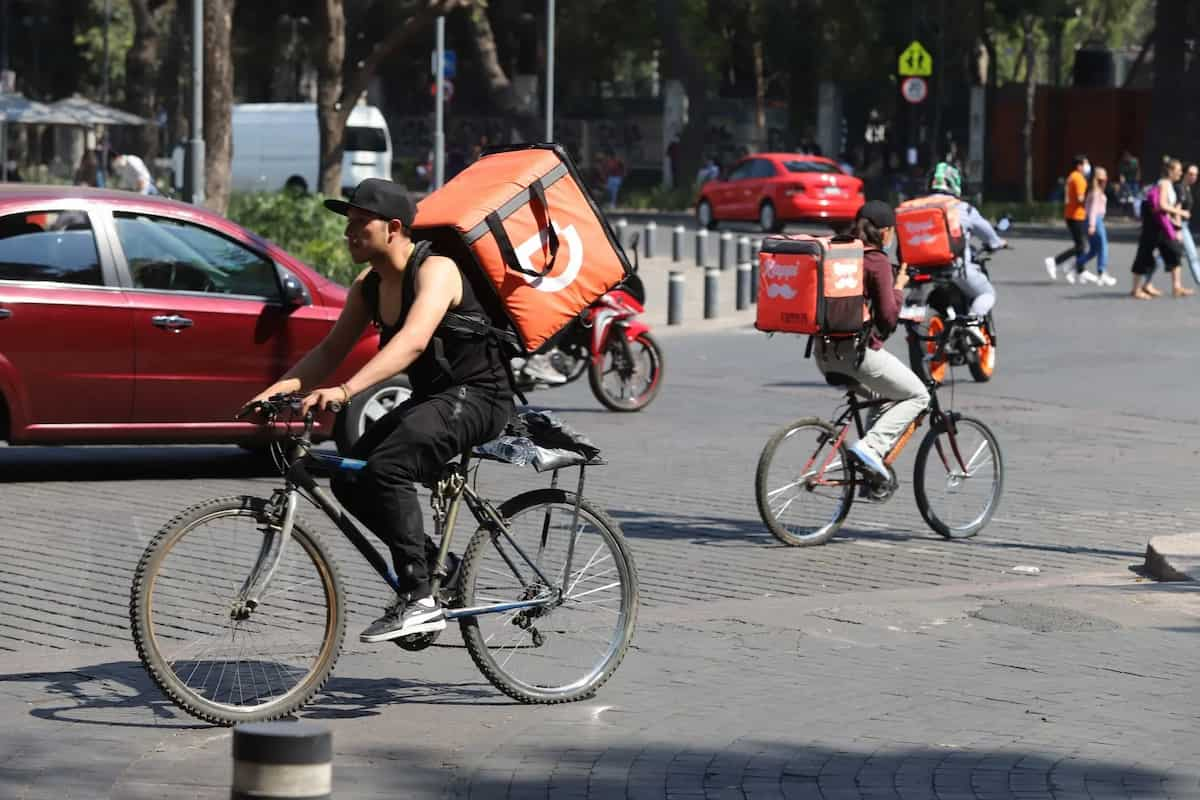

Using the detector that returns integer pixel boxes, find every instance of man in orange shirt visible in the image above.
[1044,154,1094,284]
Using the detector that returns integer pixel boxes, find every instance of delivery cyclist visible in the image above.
[243,178,513,643]
[815,200,930,480]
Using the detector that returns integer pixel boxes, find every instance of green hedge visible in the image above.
[227,191,359,286]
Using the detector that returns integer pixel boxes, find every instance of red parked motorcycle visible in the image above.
[514,269,664,412]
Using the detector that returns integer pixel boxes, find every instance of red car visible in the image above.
[0,186,408,452]
[695,153,864,233]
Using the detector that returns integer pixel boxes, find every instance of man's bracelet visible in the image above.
[340,383,352,403]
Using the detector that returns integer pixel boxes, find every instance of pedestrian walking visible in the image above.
[111,151,158,195]
[605,152,625,209]
[1130,157,1193,299]
[1118,148,1142,217]
[1077,166,1115,286]
[1177,163,1199,285]
[1044,155,1091,283]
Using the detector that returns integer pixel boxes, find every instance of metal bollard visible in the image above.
[233,722,332,800]
[737,262,751,310]
[704,268,719,319]
[750,257,760,304]
[719,231,733,270]
[668,271,685,325]
[672,225,684,262]
[643,221,656,259]
[695,228,708,267]
[737,235,751,264]
[615,218,628,248]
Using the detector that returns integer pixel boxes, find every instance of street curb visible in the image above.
[1143,533,1200,581]
[606,208,1147,244]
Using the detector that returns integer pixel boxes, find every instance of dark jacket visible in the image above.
[863,248,902,350]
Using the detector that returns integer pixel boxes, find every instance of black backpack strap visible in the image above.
[804,335,814,359]
[485,178,560,280]
[361,270,383,327]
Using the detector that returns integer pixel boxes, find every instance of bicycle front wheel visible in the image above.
[130,495,345,725]
[913,415,1004,539]
[458,489,638,704]
[755,418,853,546]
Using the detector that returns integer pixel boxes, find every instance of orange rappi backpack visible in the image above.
[895,194,965,267]
[755,235,869,338]
[412,143,631,353]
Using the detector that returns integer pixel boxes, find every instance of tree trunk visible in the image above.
[656,0,713,189]
[469,0,515,110]
[125,0,167,160]
[316,0,466,196]
[158,0,189,157]
[203,0,236,214]
[1144,0,1199,168]
[1020,14,1037,204]
[752,39,766,150]
[316,0,346,196]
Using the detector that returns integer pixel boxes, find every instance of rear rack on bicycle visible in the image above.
[475,408,608,472]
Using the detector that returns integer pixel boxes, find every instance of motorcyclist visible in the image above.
[924,162,1006,344]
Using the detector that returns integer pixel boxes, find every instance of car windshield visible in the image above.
[782,160,842,174]
[345,126,388,152]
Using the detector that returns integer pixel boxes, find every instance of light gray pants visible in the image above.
[815,343,930,460]
[957,262,995,316]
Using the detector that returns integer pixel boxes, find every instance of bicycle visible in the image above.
[129,394,638,726]
[755,372,1003,546]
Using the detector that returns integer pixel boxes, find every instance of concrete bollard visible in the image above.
[643,221,656,259]
[615,218,628,248]
[737,262,752,310]
[704,268,719,320]
[233,722,332,800]
[668,271,685,326]
[719,231,733,270]
[750,257,760,304]
[695,228,708,267]
[737,235,751,264]
[672,225,685,262]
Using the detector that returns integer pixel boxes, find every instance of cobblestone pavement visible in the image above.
[1,238,1198,798]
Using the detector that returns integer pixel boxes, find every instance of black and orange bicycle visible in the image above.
[755,374,1003,546]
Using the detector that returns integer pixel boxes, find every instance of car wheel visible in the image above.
[759,201,781,233]
[696,199,718,231]
[334,376,412,455]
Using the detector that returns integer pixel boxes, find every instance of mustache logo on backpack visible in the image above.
[766,283,798,300]
[515,222,585,293]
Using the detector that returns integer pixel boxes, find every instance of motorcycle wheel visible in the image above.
[924,314,950,384]
[968,315,996,382]
[588,330,664,412]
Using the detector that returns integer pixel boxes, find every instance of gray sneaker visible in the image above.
[521,352,569,386]
[360,596,446,643]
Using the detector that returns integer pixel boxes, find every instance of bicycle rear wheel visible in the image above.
[913,415,1004,539]
[130,495,345,725]
[458,489,638,704]
[755,418,854,546]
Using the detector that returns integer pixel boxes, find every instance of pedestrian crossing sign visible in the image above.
[899,41,933,77]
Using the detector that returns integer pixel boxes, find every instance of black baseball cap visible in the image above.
[856,199,895,229]
[324,178,416,228]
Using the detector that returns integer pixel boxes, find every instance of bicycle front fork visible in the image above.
[232,488,300,619]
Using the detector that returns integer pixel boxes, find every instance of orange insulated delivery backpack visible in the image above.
[895,194,964,267]
[755,235,868,338]
[412,143,631,352]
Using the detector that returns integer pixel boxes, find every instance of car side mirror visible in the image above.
[281,274,308,307]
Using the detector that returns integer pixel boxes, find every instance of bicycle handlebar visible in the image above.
[237,393,343,424]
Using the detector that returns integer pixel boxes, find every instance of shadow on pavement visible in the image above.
[0,445,281,483]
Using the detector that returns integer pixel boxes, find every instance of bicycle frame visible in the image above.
[239,409,587,624]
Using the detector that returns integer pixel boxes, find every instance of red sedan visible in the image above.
[695,153,864,232]
[0,186,407,452]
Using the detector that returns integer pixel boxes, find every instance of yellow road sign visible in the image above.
[899,41,933,77]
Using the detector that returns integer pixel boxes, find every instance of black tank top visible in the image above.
[362,245,509,397]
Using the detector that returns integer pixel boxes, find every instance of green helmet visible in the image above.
[929,162,962,197]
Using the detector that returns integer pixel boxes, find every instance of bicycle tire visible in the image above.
[913,415,1004,539]
[755,418,853,547]
[458,488,638,704]
[130,495,345,725]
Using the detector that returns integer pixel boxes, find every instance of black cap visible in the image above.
[856,199,895,229]
[324,178,416,228]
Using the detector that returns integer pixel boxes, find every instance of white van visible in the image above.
[173,102,392,194]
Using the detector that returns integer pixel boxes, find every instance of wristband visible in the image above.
[340,383,352,403]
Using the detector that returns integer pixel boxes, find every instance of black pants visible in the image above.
[1131,224,1183,276]
[1054,219,1089,269]
[331,383,512,599]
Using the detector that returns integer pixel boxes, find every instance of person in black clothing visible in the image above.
[244,178,513,642]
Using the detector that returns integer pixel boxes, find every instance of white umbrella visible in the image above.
[0,93,79,181]
[49,95,152,127]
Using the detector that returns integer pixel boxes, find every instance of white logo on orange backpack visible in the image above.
[515,222,584,293]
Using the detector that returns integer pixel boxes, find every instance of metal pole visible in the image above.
[643,221,656,259]
[667,271,684,325]
[102,0,111,104]
[232,722,332,799]
[719,231,732,270]
[695,228,707,267]
[704,268,719,319]
[434,16,445,189]
[615,218,628,248]
[187,0,205,205]
[672,225,684,262]
[737,262,751,310]
[545,0,555,142]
